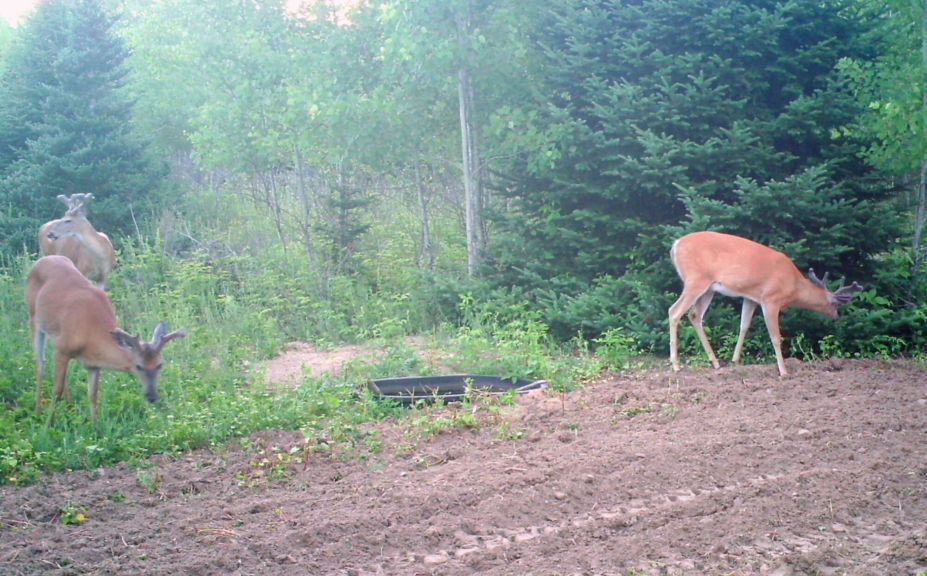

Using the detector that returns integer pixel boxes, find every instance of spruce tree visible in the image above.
[0,0,166,254]
[487,0,902,344]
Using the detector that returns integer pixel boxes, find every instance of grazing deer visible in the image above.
[28,255,187,420]
[39,193,117,290]
[668,231,864,376]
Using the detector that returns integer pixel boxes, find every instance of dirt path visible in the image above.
[1,359,926,575]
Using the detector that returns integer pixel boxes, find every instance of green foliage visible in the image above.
[443,294,606,390]
[0,0,169,255]
[837,1,926,177]
[831,249,927,356]
[593,327,639,372]
[483,0,902,353]
[0,219,611,484]
[0,239,374,483]
[0,20,14,73]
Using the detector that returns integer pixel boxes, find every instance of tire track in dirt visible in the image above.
[407,472,789,569]
[405,463,925,575]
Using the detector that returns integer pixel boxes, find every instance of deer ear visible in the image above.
[111,329,139,350]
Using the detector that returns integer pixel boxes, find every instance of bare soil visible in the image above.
[2,357,926,575]
[261,337,451,387]
[262,341,379,385]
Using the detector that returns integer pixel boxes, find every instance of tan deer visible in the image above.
[28,255,187,420]
[668,231,864,376]
[39,193,117,290]
[38,194,90,256]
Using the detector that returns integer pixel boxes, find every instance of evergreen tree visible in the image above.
[0,0,167,254]
[486,0,902,345]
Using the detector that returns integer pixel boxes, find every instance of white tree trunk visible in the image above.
[415,161,436,270]
[457,0,485,277]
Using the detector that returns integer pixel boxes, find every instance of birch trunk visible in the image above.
[415,161,436,270]
[457,0,485,277]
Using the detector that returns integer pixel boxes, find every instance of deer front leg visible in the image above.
[761,304,788,376]
[732,299,758,365]
[53,351,72,403]
[88,368,102,421]
[45,352,72,425]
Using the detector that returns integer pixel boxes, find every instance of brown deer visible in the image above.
[39,193,117,290]
[28,255,187,420]
[668,231,864,376]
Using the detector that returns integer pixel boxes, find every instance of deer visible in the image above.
[668,231,864,376]
[28,255,187,421]
[38,193,117,290]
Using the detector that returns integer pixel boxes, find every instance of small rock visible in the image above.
[423,553,449,565]
[455,547,480,559]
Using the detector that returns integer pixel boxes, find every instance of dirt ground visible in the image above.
[261,341,380,385]
[1,356,926,576]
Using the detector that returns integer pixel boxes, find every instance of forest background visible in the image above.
[0,0,925,483]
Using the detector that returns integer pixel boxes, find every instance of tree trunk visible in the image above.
[457,0,486,277]
[415,160,436,270]
[294,144,316,266]
[913,1,927,286]
[268,169,287,255]
[914,161,927,268]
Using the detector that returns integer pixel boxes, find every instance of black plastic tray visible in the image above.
[367,374,548,405]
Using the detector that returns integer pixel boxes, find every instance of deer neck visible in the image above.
[82,340,135,372]
[64,222,107,259]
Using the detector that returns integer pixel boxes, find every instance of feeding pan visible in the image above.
[367,375,548,405]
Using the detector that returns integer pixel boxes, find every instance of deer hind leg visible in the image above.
[760,303,788,376]
[686,290,721,369]
[669,284,716,370]
[732,299,758,365]
[34,329,47,412]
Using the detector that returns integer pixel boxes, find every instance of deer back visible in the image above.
[28,255,129,370]
[672,232,807,301]
[40,214,116,287]
[671,231,863,316]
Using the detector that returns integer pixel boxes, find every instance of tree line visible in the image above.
[0,0,924,357]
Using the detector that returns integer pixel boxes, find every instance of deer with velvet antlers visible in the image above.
[39,193,117,290]
[668,231,864,376]
[28,255,187,420]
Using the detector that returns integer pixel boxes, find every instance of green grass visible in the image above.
[4,230,909,486]
[0,241,615,485]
